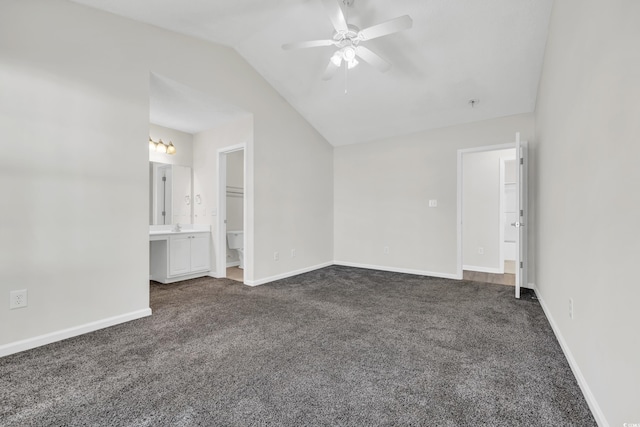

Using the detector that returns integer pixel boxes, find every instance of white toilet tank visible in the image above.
[226,230,244,249]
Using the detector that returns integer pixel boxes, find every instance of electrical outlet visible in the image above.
[274,251,279,261]
[569,298,574,319]
[478,247,484,255]
[428,199,438,208]
[291,249,296,258]
[10,289,28,309]
[383,246,390,254]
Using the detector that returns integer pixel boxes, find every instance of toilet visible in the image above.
[226,230,244,269]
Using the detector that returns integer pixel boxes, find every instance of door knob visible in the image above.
[511,222,525,228]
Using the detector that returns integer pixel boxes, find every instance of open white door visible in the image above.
[514,133,528,298]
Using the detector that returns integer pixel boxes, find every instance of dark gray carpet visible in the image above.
[1,266,595,426]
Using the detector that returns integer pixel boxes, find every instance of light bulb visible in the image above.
[343,46,356,62]
[348,58,359,69]
[149,137,156,151]
[331,52,342,67]
[166,142,176,155]
[156,139,167,153]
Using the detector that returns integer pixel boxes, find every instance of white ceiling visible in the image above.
[72,0,554,146]
[150,73,250,135]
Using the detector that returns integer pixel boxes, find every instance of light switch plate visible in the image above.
[429,200,438,208]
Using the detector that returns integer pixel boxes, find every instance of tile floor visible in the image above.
[226,266,244,282]
[463,261,515,286]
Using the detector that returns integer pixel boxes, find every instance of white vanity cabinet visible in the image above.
[168,233,210,276]
[150,230,211,284]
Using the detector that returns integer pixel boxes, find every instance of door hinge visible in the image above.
[520,209,524,216]
[162,176,167,182]
[162,211,166,217]
[520,158,524,165]
[520,261,523,268]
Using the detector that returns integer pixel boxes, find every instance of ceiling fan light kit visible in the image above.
[282,0,413,82]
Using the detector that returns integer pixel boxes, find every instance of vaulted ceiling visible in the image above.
[71,0,554,146]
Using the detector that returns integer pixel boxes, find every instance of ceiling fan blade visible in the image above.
[358,15,413,41]
[282,39,336,50]
[355,45,392,73]
[321,0,349,33]
[322,56,342,80]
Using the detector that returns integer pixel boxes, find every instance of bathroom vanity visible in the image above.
[149,225,211,284]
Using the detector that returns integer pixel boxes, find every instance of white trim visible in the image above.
[244,261,460,287]
[0,308,152,358]
[458,142,517,155]
[499,157,505,274]
[244,262,333,287]
[535,286,608,427]
[456,149,463,280]
[335,261,459,280]
[153,271,211,284]
[462,264,503,274]
[226,261,240,268]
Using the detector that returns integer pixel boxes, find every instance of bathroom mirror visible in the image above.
[149,162,192,225]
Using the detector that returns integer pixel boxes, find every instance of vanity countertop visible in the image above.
[149,225,211,240]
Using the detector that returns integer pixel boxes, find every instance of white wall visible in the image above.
[534,0,640,425]
[462,148,514,272]
[334,113,534,277]
[192,116,251,275]
[0,0,333,351]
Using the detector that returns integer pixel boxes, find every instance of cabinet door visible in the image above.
[190,234,210,273]
[169,235,191,276]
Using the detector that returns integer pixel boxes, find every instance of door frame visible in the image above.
[456,142,517,281]
[216,143,246,282]
[515,136,528,298]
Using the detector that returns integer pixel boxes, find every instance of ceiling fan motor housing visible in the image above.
[333,24,361,45]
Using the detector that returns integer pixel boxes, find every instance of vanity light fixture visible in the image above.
[166,142,176,155]
[148,137,176,155]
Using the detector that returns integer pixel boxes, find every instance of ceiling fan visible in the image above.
[282,0,413,80]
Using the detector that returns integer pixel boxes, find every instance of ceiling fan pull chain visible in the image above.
[344,60,348,94]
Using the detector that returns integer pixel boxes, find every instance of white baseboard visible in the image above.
[334,261,459,280]
[244,261,333,287]
[226,261,240,268]
[463,264,504,274]
[534,285,608,427]
[0,308,152,358]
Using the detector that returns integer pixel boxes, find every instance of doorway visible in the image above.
[217,144,246,283]
[457,136,528,298]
